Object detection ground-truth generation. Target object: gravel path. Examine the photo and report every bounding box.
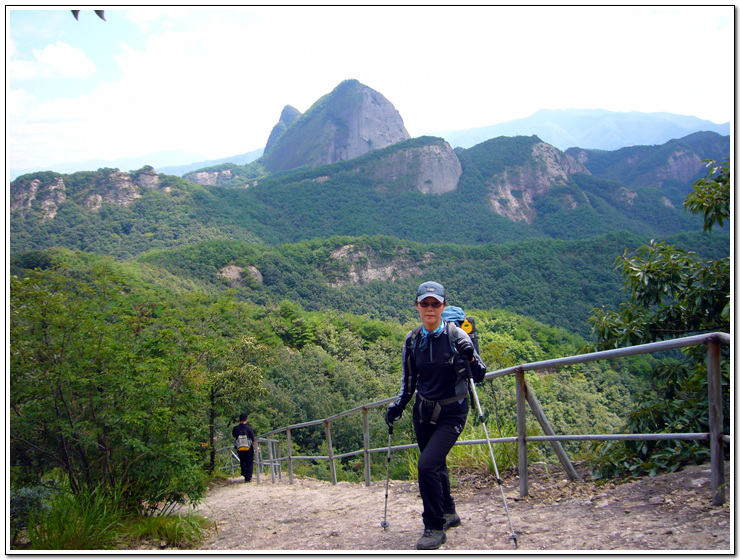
[185,463,732,552]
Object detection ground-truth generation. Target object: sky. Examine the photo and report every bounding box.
[6,5,734,172]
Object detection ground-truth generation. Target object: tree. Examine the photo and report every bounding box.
[587,159,730,477]
[589,159,730,346]
[10,264,211,513]
[202,332,269,472]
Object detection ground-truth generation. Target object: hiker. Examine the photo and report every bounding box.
[232,412,256,483]
[385,281,486,550]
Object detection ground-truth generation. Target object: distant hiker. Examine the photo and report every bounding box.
[232,412,256,483]
[385,281,486,550]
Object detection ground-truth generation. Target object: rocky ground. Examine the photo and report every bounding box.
[182,462,732,552]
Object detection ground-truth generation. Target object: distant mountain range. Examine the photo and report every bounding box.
[434,108,730,152]
[9,105,729,181]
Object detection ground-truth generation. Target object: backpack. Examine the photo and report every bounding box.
[235,434,252,452]
[441,306,479,353]
[406,306,479,358]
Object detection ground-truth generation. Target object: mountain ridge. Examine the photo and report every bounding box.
[10,108,728,181]
[9,131,728,258]
[435,108,730,152]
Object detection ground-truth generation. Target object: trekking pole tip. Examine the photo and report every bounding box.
[381,521,389,530]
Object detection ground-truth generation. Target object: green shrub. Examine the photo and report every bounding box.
[9,486,53,544]
[27,484,123,550]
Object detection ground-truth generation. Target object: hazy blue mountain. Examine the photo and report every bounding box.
[158,148,264,176]
[9,150,210,181]
[434,109,730,151]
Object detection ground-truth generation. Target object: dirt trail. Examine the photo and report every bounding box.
[187,463,731,552]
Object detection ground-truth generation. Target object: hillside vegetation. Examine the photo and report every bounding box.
[9,107,730,548]
[10,133,729,260]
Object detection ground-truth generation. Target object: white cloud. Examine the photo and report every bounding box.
[10,41,97,81]
[34,42,97,78]
[7,5,733,171]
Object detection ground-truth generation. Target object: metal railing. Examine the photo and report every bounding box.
[221,332,731,505]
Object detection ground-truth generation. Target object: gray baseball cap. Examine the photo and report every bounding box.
[416,281,445,303]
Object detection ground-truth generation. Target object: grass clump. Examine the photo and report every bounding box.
[121,514,213,549]
[17,478,212,550]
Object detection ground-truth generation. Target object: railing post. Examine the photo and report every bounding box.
[524,384,580,481]
[286,428,294,484]
[267,436,276,484]
[325,420,338,485]
[276,441,282,481]
[255,440,261,484]
[707,336,725,505]
[515,368,529,498]
[363,408,371,487]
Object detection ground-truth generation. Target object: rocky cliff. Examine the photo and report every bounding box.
[10,167,163,222]
[487,142,590,223]
[359,137,462,194]
[261,79,410,173]
[323,243,434,287]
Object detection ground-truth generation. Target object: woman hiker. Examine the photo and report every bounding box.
[385,281,486,550]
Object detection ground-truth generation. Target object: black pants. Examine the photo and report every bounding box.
[413,397,468,531]
[238,449,254,481]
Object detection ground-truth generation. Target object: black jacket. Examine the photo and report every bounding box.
[395,322,486,410]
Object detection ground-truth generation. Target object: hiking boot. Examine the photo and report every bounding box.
[416,528,446,550]
[443,511,461,530]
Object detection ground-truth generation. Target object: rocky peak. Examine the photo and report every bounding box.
[264,105,302,155]
[262,79,410,173]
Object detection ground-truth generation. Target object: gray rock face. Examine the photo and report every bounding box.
[10,167,165,222]
[488,142,590,223]
[366,140,462,194]
[326,243,433,287]
[326,84,410,164]
[262,80,410,173]
[10,176,67,221]
[187,169,233,186]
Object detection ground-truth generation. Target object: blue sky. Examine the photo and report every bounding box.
[7,6,734,172]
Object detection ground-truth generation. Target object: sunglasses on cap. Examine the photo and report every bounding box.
[418,300,444,309]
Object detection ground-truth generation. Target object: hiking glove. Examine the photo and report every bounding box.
[453,353,473,381]
[456,339,475,362]
[470,361,485,383]
[385,403,403,428]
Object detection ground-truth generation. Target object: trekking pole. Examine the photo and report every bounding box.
[468,376,519,548]
[381,424,393,530]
